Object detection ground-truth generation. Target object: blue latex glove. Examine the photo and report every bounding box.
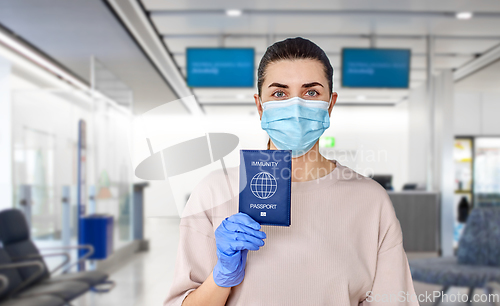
[213,212,266,287]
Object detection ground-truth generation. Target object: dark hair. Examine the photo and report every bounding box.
[257,37,334,98]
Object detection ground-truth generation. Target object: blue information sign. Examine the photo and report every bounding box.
[342,48,411,88]
[187,48,255,87]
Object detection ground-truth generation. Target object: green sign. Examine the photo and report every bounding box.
[320,136,335,148]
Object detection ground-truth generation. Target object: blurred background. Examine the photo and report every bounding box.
[0,0,500,305]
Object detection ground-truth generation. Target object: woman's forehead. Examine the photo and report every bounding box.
[263,59,327,87]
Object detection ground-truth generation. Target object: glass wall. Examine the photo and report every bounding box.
[12,89,91,242]
[92,99,133,249]
[11,81,134,260]
[475,137,500,207]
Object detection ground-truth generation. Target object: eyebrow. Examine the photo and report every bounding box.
[268,82,324,88]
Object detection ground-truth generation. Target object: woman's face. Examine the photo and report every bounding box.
[254,58,337,119]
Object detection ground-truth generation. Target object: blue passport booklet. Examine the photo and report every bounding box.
[239,150,291,226]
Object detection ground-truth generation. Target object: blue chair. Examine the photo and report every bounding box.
[410,207,500,305]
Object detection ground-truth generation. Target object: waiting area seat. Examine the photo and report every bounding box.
[410,207,500,305]
[0,208,113,305]
[0,248,77,305]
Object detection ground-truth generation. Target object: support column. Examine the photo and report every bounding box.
[408,68,455,256]
[433,70,455,256]
[0,56,11,211]
[426,35,435,192]
[409,34,455,255]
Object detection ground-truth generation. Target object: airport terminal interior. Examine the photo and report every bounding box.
[1,0,500,305]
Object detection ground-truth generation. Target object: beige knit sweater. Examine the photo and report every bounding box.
[164,160,419,306]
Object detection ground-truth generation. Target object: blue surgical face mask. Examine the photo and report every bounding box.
[260,96,331,158]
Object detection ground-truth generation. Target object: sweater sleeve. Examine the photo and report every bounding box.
[360,191,420,305]
[163,223,218,306]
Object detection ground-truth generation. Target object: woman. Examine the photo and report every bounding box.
[164,37,419,306]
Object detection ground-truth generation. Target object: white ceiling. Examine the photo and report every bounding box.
[141,0,500,12]
[140,0,500,112]
[2,0,498,115]
[0,0,183,115]
[455,59,500,92]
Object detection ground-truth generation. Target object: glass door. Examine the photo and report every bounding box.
[22,126,58,239]
[474,137,500,207]
[453,137,473,249]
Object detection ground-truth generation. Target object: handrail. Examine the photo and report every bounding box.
[12,252,70,275]
[38,245,94,273]
[0,260,45,297]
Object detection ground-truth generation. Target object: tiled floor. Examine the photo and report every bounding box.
[71,218,497,305]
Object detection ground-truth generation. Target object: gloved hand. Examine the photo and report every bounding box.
[213,212,266,287]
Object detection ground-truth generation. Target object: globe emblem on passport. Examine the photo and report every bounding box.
[250,172,277,199]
